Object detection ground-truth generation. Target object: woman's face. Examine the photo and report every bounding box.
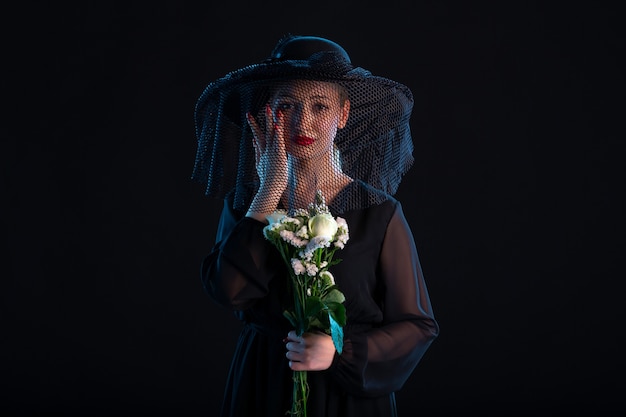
[270,80,350,160]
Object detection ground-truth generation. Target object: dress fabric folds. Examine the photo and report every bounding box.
[201,181,439,417]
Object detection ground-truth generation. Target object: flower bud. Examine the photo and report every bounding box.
[308,213,338,240]
[320,270,335,286]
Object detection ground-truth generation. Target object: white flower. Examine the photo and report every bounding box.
[336,216,349,232]
[305,262,319,276]
[299,249,312,262]
[300,236,331,260]
[280,230,307,248]
[308,213,338,240]
[334,233,349,249]
[293,208,309,217]
[279,230,294,243]
[296,225,309,238]
[266,210,287,226]
[291,259,306,275]
[319,270,335,286]
[310,235,331,249]
[333,217,350,248]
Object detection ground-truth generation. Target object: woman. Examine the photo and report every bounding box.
[192,34,439,417]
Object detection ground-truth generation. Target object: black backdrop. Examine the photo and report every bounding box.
[3,3,624,416]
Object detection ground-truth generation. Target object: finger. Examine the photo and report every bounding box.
[285,341,304,353]
[273,109,285,151]
[289,361,305,371]
[268,110,287,168]
[246,112,262,140]
[285,350,301,361]
[246,112,266,165]
[264,104,274,131]
[286,330,302,342]
[265,104,281,147]
[246,113,262,138]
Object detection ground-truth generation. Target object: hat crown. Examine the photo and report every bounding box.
[270,35,351,63]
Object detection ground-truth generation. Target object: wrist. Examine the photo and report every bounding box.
[245,211,270,223]
[246,194,281,223]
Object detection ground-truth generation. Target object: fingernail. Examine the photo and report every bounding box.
[282,338,288,343]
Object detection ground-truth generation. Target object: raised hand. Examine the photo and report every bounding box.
[245,105,289,220]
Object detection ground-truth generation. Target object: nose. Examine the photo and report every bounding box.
[292,104,312,128]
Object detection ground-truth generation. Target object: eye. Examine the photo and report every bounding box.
[274,99,295,111]
[314,103,329,111]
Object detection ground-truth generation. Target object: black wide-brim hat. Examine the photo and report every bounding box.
[192,34,415,212]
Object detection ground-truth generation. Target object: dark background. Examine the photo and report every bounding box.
[2,2,624,416]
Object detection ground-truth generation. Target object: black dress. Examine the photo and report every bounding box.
[201,181,439,417]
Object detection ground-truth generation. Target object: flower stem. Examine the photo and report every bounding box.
[291,370,309,417]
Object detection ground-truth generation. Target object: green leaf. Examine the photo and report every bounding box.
[314,310,330,329]
[328,303,347,327]
[323,289,345,304]
[283,310,298,328]
[329,312,344,354]
[309,317,324,330]
[304,296,323,318]
[328,258,342,267]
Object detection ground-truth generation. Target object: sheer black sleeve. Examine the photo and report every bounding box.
[329,201,439,396]
[200,199,279,310]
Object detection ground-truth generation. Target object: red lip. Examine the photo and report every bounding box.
[294,135,315,146]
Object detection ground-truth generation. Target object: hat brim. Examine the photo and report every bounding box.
[192,52,414,209]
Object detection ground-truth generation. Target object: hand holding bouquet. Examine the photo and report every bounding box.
[263,190,349,417]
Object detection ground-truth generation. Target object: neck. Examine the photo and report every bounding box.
[283,153,351,209]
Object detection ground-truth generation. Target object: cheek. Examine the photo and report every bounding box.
[316,118,339,137]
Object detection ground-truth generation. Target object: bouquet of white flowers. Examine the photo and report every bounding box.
[263,190,349,417]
